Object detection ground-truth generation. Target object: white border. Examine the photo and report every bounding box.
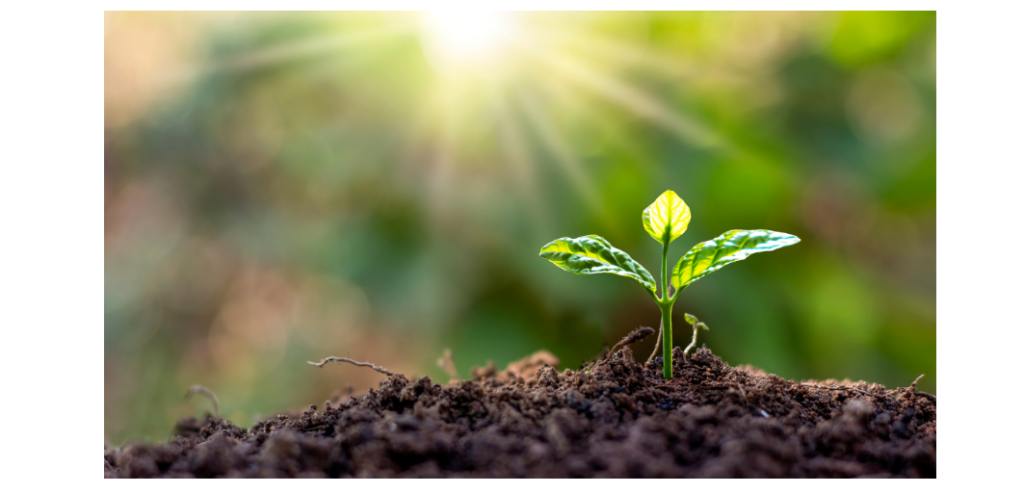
[2,0,1021,490]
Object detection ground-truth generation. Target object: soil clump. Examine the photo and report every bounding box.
[105,346,936,478]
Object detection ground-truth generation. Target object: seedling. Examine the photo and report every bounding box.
[539,190,799,379]
[682,313,709,360]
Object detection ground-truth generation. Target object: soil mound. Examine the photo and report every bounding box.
[104,347,936,478]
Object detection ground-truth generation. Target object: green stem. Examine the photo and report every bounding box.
[661,235,670,301]
[660,238,673,379]
[660,301,673,379]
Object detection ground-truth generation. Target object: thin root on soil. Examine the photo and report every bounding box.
[798,381,886,399]
[308,357,394,376]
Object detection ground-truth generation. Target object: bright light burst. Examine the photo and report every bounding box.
[419,11,518,72]
[408,11,728,235]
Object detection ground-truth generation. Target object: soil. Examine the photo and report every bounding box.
[104,345,936,478]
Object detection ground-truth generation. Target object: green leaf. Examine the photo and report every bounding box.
[539,235,657,293]
[642,190,691,244]
[672,229,800,290]
[684,313,698,325]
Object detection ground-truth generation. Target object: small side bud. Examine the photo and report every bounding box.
[682,316,709,361]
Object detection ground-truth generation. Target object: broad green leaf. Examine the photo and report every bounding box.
[642,190,691,244]
[672,229,800,290]
[539,235,657,293]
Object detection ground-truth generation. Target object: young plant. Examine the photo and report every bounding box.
[539,190,799,379]
[682,313,709,360]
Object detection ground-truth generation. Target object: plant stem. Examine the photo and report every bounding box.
[661,235,670,301]
[660,237,673,379]
[660,301,673,379]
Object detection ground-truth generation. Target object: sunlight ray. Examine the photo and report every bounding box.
[492,90,550,236]
[413,80,463,234]
[174,21,418,83]
[535,29,705,81]
[513,88,604,214]
[523,46,724,150]
[529,73,657,173]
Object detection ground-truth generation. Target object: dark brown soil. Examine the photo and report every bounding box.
[104,346,936,478]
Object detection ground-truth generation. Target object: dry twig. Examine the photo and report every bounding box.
[646,319,664,366]
[436,348,461,380]
[610,326,655,357]
[308,357,394,376]
[184,385,220,417]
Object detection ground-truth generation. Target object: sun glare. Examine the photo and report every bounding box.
[420,11,517,71]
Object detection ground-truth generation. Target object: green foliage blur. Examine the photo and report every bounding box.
[105,11,936,445]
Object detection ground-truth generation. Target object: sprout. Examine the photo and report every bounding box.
[540,190,799,379]
[682,313,710,361]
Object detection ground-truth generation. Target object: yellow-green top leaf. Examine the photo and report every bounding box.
[539,235,657,293]
[672,229,800,290]
[642,190,691,244]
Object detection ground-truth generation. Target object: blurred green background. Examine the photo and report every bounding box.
[105,11,936,445]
